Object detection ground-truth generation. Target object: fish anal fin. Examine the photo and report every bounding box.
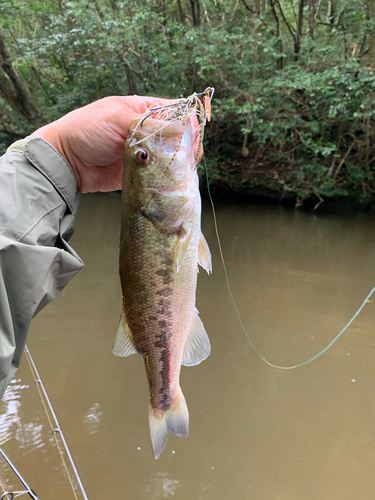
[112,310,137,357]
[182,309,211,367]
[198,232,212,274]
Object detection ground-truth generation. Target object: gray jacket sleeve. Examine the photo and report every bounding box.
[0,137,84,398]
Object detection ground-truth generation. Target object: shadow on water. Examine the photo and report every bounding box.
[1,192,375,499]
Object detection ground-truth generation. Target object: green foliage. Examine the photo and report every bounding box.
[0,0,374,203]
[236,61,375,201]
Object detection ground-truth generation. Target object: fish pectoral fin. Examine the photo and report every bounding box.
[182,308,211,367]
[112,311,137,357]
[176,229,192,273]
[198,232,212,274]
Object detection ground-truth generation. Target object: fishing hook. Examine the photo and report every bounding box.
[139,88,215,128]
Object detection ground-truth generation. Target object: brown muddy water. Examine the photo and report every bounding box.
[1,193,375,500]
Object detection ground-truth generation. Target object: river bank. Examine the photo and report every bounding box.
[201,159,375,215]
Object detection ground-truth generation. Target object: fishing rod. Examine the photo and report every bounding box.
[24,346,89,500]
[0,447,39,499]
[1,353,89,500]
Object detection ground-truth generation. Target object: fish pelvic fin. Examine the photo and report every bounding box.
[112,311,137,357]
[148,389,189,460]
[198,232,212,274]
[182,308,211,367]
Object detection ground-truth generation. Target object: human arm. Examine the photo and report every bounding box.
[0,138,83,398]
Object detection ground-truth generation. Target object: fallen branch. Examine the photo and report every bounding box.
[333,141,356,179]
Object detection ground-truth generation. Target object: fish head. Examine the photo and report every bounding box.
[125,116,197,194]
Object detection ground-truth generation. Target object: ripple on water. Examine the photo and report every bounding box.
[82,402,103,435]
[0,378,44,452]
[146,472,180,498]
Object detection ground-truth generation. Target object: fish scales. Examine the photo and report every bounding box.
[120,197,201,411]
[114,107,212,459]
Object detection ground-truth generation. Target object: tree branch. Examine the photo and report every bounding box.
[176,0,186,23]
[333,141,356,179]
[240,0,256,14]
[0,28,43,123]
[274,0,296,42]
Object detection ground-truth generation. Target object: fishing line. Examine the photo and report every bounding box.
[203,153,375,369]
[0,478,6,496]
[24,346,89,499]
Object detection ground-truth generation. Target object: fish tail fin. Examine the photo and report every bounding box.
[148,389,189,460]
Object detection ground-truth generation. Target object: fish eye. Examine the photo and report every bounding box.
[137,149,150,164]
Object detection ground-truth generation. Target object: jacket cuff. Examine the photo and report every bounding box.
[8,136,78,214]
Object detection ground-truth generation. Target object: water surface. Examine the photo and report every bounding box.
[1,193,375,499]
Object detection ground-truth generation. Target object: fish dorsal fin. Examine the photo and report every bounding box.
[182,309,211,366]
[198,232,212,274]
[112,311,137,357]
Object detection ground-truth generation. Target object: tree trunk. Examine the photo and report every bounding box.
[252,0,264,75]
[190,0,200,27]
[0,29,43,124]
[327,0,337,24]
[177,0,186,23]
[363,0,375,65]
[295,0,305,55]
[118,55,138,95]
[270,0,284,69]
[308,0,316,36]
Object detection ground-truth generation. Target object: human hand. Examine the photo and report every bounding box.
[32,96,203,193]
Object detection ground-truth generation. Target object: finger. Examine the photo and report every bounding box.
[111,96,177,140]
[115,95,177,116]
[79,159,124,193]
[142,96,178,107]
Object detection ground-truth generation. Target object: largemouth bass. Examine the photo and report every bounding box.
[113,97,212,459]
